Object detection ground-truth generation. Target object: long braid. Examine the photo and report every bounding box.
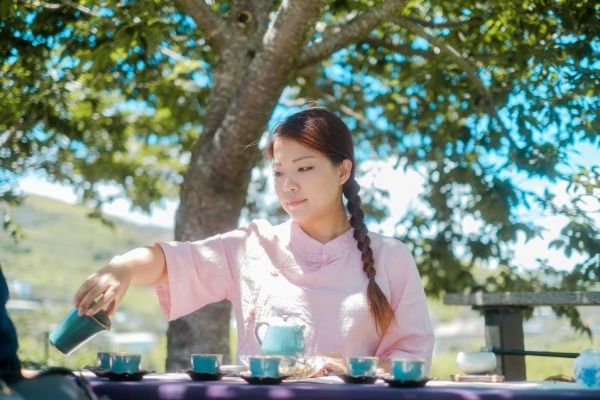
[264,107,396,334]
[344,179,395,336]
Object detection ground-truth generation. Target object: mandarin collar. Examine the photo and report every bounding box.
[287,220,355,270]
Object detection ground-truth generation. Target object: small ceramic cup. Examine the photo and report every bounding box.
[110,353,142,374]
[248,356,281,378]
[96,351,112,370]
[347,356,379,377]
[456,352,496,374]
[191,354,222,374]
[391,358,426,381]
[49,309,111,355]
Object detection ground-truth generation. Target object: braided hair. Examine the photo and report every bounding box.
[264,107,395,335]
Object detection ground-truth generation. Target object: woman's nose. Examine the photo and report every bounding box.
[283,176,298,192]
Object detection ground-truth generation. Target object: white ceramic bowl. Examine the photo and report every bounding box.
[456,352,497,374]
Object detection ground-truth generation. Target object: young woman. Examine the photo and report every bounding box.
[73,107,434,374]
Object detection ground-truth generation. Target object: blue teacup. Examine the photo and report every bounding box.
[391,358,425,381]
[97,352,112,370]
[249,356,281,378]
[347,356,378,377]
[49,309,111,355]
[191,354,222,374]
[110,353,141,374]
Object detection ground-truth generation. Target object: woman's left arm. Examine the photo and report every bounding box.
[374,242,435,374]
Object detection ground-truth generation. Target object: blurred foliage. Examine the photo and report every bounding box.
[1,0,599,336]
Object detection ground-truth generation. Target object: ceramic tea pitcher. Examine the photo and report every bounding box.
[254,316,305,357]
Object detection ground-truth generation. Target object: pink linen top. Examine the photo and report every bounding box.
[155,219,434,372]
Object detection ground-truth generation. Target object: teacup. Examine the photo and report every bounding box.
[96,351,112,370]
[249,356,281,378]
[110,353,141,374]
[347,356,378,377]
[191,354,222,374]
[391,358,426,381]
[49,309,111,355]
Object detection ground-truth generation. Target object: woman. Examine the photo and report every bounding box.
[74,107,434,374]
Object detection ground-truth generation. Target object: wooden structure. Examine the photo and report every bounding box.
[443,291,600,381]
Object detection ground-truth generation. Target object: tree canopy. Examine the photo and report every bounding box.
[1,0,598,367]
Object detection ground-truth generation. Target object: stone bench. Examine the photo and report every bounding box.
[443,291,600,381]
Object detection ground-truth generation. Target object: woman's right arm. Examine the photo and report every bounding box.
[73,245,167,317]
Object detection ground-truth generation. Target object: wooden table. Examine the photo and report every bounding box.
[443,291,600,381]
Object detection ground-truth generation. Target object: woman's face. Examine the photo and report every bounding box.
[272,137,351,226]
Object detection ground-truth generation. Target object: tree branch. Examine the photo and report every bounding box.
[296,0,408,69]
[403,15,484,29]
[174,0,228,53]
[395,16,516,142]
[38,1,99,17]
[262,0,327,57]
[396,16,486,99]
[322,93,389,138]
[360,38,434,58]
[60,0,98,16]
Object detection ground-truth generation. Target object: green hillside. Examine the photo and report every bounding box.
[1,195,171,370]
[1,195,171,301]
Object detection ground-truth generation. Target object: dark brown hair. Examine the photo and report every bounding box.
[264,107,395,335]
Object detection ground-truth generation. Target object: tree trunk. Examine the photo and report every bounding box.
[165,0,327,372]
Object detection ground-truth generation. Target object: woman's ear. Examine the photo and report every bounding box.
[339,159,352,185]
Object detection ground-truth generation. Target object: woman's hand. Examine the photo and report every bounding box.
[73,245,167,317]
[311,356,346,377]
[74,263,133,317]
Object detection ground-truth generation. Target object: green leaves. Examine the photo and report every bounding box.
[1,0,210,223]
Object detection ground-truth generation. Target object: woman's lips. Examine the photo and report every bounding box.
[287,199,306,207]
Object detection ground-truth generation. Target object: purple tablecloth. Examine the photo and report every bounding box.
[90,376,600,400]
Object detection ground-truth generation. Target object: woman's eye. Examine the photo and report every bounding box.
[298,167,313,173]
[273,171,283,177]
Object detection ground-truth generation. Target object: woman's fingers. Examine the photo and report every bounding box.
[87,286,118,316]
[102,286,117,306]
[74,264,132,317]
[73,275,99,308]
[105,299,117,316]
[78,280,111,316]
[323,357,346,374]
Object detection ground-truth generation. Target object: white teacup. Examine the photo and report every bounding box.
[456,351,496,374]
